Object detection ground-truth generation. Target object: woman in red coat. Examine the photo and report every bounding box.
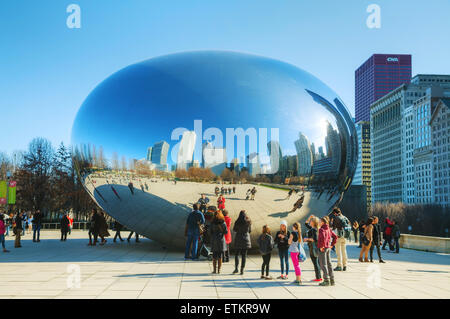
[222,210,232,262]
[217,195,226,210]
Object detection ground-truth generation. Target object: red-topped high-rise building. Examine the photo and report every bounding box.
[355,54,412,122]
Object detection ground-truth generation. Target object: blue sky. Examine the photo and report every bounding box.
[1,0,449,154]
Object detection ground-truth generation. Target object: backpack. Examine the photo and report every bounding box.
[343,217,352,239]
[336,215,351,239]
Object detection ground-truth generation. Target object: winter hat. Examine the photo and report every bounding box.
[280,220,288,227]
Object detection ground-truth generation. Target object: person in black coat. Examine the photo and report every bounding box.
[210,211,228,274]
[232,210,252,275]
[60,213,70,241]
[88,208,99,246]
[32,210,42,242]
[304,215,322,280]
[369,217,385,263]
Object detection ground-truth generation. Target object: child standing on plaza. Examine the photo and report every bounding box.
[288,222,303,285]
[257,225,274,279]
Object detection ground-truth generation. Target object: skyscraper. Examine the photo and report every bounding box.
[246,153,261,177]
[267,140,283,175]
[355,54,412,123]
[150,141,169,165]
[352,121,371,208]
[146,147,153,161]
[177,131,197,171]
[371,74,450,204]
[294,132,313,176]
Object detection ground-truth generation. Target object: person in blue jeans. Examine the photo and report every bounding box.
[184,203,205,260]
[274,220,290,280]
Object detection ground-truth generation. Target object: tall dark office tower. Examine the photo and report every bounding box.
[355,54,412,122]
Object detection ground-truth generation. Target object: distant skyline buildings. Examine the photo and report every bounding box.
[355,54,412,123]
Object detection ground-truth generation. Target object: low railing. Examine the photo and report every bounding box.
[399,234,450,254]
[40,222,115,230]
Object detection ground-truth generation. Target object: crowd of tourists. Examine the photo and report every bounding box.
[184,203,400,286]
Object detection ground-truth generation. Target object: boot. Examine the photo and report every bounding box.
[358,257,363,262]
[212,259,217,274]
[319,279,330,286]
[364,258,370,262]
[218,259,222,274]
[240,268,244,275]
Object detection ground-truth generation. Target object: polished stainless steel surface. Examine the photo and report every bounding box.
[71,51,357,249]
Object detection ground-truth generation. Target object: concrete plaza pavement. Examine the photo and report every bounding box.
[0,230,449,299]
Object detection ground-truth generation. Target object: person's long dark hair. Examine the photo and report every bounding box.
[235,210,251,226]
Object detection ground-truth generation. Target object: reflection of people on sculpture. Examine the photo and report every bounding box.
[113,221,124,242]
[197,194,210,214]
[97,211,110,245]
[217,195,225,210]
[245,189,251,200]
[290,194,305,213]
[128,182,134,195]
[250,187,257,200]
[285,189,294,200]
[111,185,121,200]
[127,231,140,243]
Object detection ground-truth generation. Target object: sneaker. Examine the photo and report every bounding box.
[379,260,386,263]
[334,266,342,271]
[343,266,347,271]
[284,275,288,280]
[260,275,266,279]
[277,275,284,279]
[232,269,239,274]
[319,280,330,286]
[330,279,335,286]
[3,249,10,253]
[313,278,322,282]
[265,276,273,280]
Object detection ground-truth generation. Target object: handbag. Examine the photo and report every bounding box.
[362,235,370,246]
[298,242,307,262]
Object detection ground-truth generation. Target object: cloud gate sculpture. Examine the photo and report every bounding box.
[71,51,357,249]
